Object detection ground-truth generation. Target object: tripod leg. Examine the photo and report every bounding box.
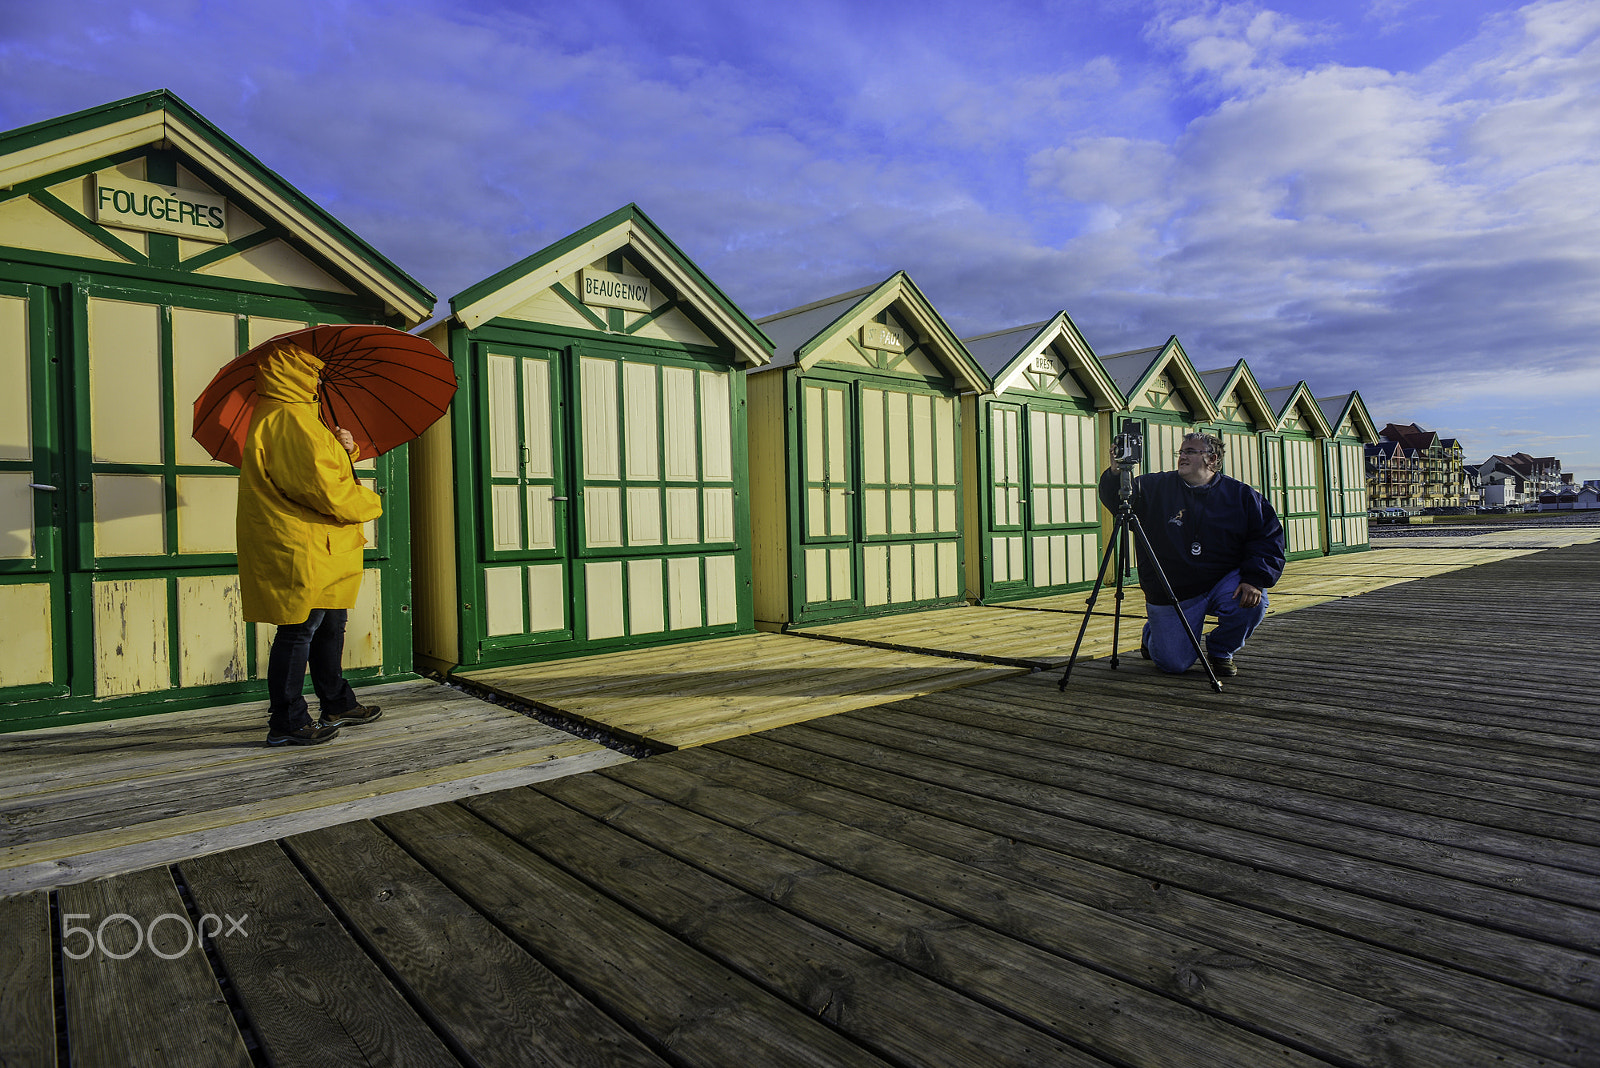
[1056,515,1125,691]
[1126,513,1222,692]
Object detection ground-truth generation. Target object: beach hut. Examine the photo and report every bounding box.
[748,273,989,628]
[0,91,433,730]
[960,313,1123,602]
[1197,360,1274,493]
[1261,382,1334,560]
[1316,391,1379,554]
[411,205,772,673]
[1098,337,1220,477]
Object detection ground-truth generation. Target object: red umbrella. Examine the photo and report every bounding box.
[192,324,456,467]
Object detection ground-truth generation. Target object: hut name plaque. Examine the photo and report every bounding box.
[860,322,907,352]
[579,268,653,313]
[1031,354,1058,373]
[93,172,227,242]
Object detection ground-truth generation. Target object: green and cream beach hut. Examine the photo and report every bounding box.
[1098,337,1220,478]
[1261,382,1334,560]
[1316,390,1378,554]
[411,205,772,674]
[960,313,1123,603]
[748,273,989,629]
[1197,360,1274,493]
[0,91,433,730]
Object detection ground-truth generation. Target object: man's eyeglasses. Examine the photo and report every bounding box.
[1176,449,1212,457]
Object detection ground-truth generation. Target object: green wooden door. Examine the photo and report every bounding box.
[798,378,858,613]
[477,342,573,648]
[1323,439,1347,552]
[0,280,69,708]
[1024,404,1099,593]
[985,401,1026,592]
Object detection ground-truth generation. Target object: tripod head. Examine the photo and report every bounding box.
[1111,430,1143,510]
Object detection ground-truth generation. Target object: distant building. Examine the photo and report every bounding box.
[1367,422,1469,510]
[1474,452,1563,510]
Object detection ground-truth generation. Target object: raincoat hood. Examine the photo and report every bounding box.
[254,343,325,406]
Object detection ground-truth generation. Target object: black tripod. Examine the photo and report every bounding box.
[1057,464,1222,693]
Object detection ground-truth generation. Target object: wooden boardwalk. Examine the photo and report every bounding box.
[4,542,1597,1067]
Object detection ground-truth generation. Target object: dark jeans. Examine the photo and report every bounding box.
[266,608,360,731]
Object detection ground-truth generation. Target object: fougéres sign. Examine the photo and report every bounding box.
[579,267,653,313]
[93,172,227,243]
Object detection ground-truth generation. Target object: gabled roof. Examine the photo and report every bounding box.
[1380,422,1441,450]
[0,89,434,324]
[1315,390,1379,443]
[962,311,1123,408]
[1197,360,1275,428]
[449,203,772,366]
[756,272,989,393]
[1261,382,1333,437]
[1098,336,1219,422]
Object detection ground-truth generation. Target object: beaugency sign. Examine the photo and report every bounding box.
[579,268,653,313]
[93,173,227,243]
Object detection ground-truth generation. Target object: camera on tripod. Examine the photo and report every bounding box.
[1111,430,1143,467]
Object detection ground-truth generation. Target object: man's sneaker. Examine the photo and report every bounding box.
[324,704,382,727]
[1139,640,1152,660]
[266,721,341,747]
[1208,655,1239,678]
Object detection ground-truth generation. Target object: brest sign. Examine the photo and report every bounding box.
[93,172,228,243]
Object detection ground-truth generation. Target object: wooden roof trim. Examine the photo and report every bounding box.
[1267,381,1333,437]
[1204,359,1275,428]
[1125,336,1218,422]
[984,311,1123,408]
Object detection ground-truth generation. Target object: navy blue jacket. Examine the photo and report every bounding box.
[1098,467,1285,605]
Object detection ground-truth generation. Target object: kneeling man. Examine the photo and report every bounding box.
[1098,432,1285,676]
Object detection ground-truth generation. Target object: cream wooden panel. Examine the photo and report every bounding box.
[666,556,702,630]
[0,474,34,559]
[175,475,239,554]
[628,558,665,635]
[899,348,942,379]
[662,365,697,481]
[861,388,884,484]
[0,583,52,687]
[666,487,698,544]
[491,485,521,551]
[704,487,734,542]
[914,488,934,534]
[500,288,594,332]
[910,394,932,483]
[93,577,170,696]
[0,294,29,461]
[487,355,519,480]
[935,396,956,484]
[253,622,275,680]
[628,486,663,545]
[625,363,659,480]
[586,561,625,639]
[526,487,555,550]
[991,536,1014,583]
[632,307,715,348]
[705,554,738,626]
[176,574,245,687]
[826,391,846,531]
[93,474,166,557]
[863,545,888,606]
[888,543,913,603]
[0,195,132,261]
[196,240,354,295]
[913,542,936,601]
[994,408,1021,527]
[345,569,383,669]
[886,392,910,484]
[863,489,886,538]
[527,564,565,632]
[88,298,162,464]
[246,316,308,348]
[889,488,912,535]
[523,358,553,479]
[937,540,958,597]
[700,371,733,482]
[585,487,623,548]
[805,548,830,603]
[581,358,619,480]
[484,566,525,637]
[829,548,851,604]
[172,306,238,467]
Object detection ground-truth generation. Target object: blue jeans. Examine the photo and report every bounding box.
[266,608,359,731]
[1143,570,1267,673]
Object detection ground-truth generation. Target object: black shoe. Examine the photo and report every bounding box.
[1140,640,1152,661]
[1208,656,1238,678]
[324,704,382,727]
[266,721,341,747]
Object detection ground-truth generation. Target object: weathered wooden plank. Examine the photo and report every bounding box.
[704,732,1600,1064]
[178,841,457,1067]
[377,802,892,1068]
[465,787,1101,1068]
[0,891,56,1067]
[758,717,1600,1005]
[283,820,667,1068]
[58,867,251,1068]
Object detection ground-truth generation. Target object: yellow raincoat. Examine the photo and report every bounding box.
[237,344,383,625]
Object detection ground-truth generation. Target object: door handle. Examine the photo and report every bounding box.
[28,484,57,492]
[549,496,569,501]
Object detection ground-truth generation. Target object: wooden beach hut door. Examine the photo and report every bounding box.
[799,378,859,613]
[986,400,1099,596]
[1265,433,1322,557]
[0,281,67,704]
[1322,439,1348,552]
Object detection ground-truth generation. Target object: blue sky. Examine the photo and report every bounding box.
[4,0,1597,479]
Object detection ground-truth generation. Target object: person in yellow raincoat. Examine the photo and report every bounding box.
[238,343,386,746]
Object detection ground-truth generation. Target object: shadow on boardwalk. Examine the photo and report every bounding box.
[3,543,1598,1067]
